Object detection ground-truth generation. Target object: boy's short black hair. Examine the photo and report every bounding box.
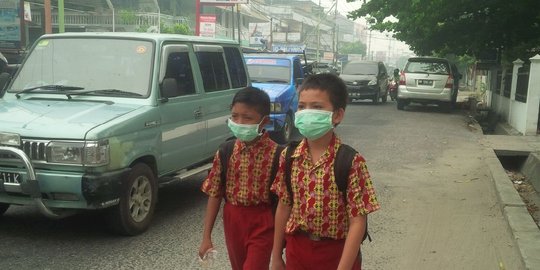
[231,86,271,116]
[299,73,348,110]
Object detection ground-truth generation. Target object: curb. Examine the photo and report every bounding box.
[484,149,540,269]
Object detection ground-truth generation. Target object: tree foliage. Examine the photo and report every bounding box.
[339,41,367,56]
[347,0,540,62]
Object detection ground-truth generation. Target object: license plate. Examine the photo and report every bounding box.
[0,171,21,184]
[418,79,433,86]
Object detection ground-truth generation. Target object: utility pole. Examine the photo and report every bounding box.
[367,29,372,60]
[316,0,321,62]
[58,0,64,33]
[332,0,338,65]
[44,0,52,34]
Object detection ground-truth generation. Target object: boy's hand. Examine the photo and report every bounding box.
[198,239,214,259]
[270,255,285,270]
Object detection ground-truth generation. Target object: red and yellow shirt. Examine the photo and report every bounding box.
[201,133,280,206]
[271,135,380,240]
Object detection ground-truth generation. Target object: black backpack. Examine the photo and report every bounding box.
[218,140,284,208]
[282,141,371,243]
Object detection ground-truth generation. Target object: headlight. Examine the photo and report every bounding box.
[270,102,282,113]
[47,140,109,166]
[368,79,377,86]
[0,132,21,146]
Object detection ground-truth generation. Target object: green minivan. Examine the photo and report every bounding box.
[0,32,249,235]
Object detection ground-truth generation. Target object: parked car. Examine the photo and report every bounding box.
[0,32,250,235]
[244,53,303,143]
[312,61,338,74]
[339,60,389,104]
[397,57,461,110]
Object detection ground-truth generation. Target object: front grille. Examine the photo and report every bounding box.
[0,139,49,161]
[346,80,369,86]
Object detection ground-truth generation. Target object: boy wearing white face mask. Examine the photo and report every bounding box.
[200,87,281,270]
[270,74,380,270]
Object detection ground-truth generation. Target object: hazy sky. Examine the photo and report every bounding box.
[312,0,413,56]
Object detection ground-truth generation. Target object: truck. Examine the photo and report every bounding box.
[0,32,250,235]
[243,53,304,144]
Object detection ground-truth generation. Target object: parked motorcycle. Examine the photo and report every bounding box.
[388,79,398,101]
[388,68,400,101]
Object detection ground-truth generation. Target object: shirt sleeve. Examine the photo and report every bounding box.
[270,148,292,205]
[346,154,380,218]
[201,150,224,198]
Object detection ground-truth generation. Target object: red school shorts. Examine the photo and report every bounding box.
[284,233,361,270]
[223,203,274,270]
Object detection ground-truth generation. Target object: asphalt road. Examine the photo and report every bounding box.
[0,100,525,269]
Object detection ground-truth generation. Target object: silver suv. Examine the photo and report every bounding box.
[397,57,460,110]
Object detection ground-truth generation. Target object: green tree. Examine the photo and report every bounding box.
[339,42,367,56]
[347,0,540,63]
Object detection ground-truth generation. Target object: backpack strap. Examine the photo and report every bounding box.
[283,141,301,206]
[283,142,371,242]
[334,144,371,243]
[269,145,285,207]
[218,140,236,201]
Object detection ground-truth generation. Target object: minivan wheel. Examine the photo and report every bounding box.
[107,163,157,236]
[273,114,293,144]
[397,99,406,110]
[0,203,10,216]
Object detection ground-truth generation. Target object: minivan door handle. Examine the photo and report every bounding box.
[194,107,203,118]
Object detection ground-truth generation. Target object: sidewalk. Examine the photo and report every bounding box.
[481,132,540,270]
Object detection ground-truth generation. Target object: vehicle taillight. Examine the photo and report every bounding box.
[445,75,454,88]
[399,72,406,85]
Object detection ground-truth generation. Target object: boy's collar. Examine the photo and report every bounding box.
[293,133,340,158]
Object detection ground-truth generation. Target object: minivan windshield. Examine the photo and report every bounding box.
[342,62,378,75]
[405,61,449,75]
[246,64,290,84]
[10,38,154,97]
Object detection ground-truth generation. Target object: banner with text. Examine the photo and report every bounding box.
[199,14,216,38]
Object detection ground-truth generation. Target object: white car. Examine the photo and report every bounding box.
[397,57,461,111]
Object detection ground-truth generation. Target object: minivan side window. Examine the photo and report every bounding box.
[293,59,302,79]
[194,45,230,92]
[163,52,196,97]
[223,47,248,88]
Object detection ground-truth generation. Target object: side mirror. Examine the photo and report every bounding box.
[0,72,11,97]
[160,78,179,101]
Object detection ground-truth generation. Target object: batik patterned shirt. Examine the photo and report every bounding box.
[271,135,380,239]
[201,133,280,206]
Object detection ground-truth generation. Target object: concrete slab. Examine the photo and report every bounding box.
[503,207,540,270]
[522,153,540,193]
[483,133,540,270]
[485,149,526,207]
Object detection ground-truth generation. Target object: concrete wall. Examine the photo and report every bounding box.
[488,55,540,135]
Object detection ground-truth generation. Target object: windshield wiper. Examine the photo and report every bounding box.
[67,89,143,97]
[16,85,85,99]
[264,80,288,84]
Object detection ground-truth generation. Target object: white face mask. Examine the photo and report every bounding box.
[227,118,263,142]
[294,109,334,140]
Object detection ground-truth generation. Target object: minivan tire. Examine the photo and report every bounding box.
[107,163,157,236]
[397,99,406,110]
[273,113,294,144]
[0,203,9,216]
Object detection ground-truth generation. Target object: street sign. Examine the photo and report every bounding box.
[200,0,249,3]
